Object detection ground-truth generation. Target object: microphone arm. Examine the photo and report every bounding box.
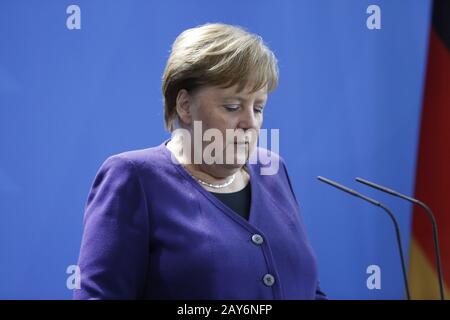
[317,176,411,300]
[355,177,445,300]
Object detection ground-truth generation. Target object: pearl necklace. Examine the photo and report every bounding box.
[189,172,236,189]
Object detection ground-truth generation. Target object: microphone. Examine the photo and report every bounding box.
[355,177,445,300]
[317,176,411,300]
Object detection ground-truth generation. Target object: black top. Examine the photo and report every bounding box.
[210,183,251,220]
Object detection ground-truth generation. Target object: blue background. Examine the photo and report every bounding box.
[0,0,431,299]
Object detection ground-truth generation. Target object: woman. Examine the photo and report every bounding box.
[74,23,326,299]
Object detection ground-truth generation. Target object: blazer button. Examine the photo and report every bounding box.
[251,234,264,245]
[263,274,275,287]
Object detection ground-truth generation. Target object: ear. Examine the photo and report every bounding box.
[175,89,193,126]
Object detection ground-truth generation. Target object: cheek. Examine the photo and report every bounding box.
[205,110,235,130]
[195,106,230,140]
[193,104,215,125]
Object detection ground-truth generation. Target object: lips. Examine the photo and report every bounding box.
[233,137,250,144]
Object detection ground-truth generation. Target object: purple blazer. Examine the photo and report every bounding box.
[74,140,326,300]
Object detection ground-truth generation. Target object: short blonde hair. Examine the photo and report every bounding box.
[162,23,279,132]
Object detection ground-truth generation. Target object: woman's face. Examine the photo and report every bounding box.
[187,83,268,169]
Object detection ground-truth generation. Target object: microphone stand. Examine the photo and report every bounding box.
[317,176,411,300]
[356,177,445,300]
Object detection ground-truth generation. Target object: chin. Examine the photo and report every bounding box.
[222,163,246,174]
[229,153,249,167]
[224,143,250,164]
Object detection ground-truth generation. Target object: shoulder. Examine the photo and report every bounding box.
[250,146,299,198]
[88,143,172,195]
[98,143,169,176]
[248,146,287,177]
[113,143,167,167]
[250,147,301,210]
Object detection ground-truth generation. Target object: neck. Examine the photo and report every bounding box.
[166,137,250,193]
[167,135,242,179]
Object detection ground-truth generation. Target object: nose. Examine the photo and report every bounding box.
[237,107,259,130]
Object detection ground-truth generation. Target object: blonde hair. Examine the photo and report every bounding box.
[162,23,279,132]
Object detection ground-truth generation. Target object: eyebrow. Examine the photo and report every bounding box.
[221,96,267,104]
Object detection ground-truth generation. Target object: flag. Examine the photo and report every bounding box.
[409,0,450,300]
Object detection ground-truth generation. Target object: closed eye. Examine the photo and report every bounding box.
[254,107,264,113]
[223,104,240,112]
